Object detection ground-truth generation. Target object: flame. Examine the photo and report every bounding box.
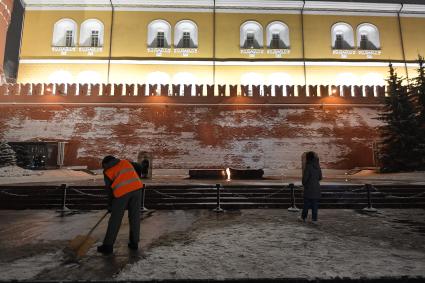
[226,168,231,181]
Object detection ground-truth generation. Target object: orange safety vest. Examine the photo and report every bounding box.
[104,159,143,198]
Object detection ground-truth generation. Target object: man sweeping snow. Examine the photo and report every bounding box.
[97,155,143,255]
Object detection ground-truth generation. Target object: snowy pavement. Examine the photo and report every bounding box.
[0,209,424,281]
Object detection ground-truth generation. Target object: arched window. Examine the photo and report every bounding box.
[240,21,263,49]
[79,19,104,47]
[331,22,354,50]
[357,23,380,50]
[52,19,77,47]
[147,20,171,48]
[174,20,198,48]
[266,21,290,49]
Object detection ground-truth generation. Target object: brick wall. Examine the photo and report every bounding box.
[0,103,382,170]
[0,0,13,83]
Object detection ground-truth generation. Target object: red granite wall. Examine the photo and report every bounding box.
[0,103,382,170]
[0,0,13,82]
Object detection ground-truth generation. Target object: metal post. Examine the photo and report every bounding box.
[141,184,148,212]
[58,183,70,215]
[363,183,378,212]
[213,183,224,212]
[287,183,300,212]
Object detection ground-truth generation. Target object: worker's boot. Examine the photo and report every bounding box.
[97,244,113,255]
[128,242,138,251]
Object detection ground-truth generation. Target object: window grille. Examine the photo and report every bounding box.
[182,32,191,48]
[246,33,255,49]
[271,33,280,49]
[335,34,344,49]
[65,30,73,47]
[157,32,165,48]
[360,34,368,50]
[91,30,99,47]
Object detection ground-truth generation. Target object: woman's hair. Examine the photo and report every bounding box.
[306,151,316,163]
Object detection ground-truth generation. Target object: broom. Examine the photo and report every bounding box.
[67,211,109,258]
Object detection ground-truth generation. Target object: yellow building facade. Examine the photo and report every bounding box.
[17,0,425,92]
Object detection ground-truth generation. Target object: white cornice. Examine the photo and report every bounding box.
[23,0,111,5]
[26,6,112,10]
[21,0,425,15]
[112,0,213,7]
[215,0,303,9]
[401,4,425,14]
[303,1,402,12]
[303,10,398,17]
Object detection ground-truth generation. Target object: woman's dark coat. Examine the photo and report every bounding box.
[302,160,322,199]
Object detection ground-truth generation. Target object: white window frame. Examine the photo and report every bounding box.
[52,18,78,47]
[266,21,290,49]
[357,23,381,50]
[240,21,263,49]
[79,19,104,47]
[147,20,172,48]
[331,22,354,50]
[174,20,198,48]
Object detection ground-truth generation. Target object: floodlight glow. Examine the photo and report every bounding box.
[48,70,73,83]
[268,72,293,86]
[76,71,102,84]
[362,73,385,85]
[240,72,265,85]
[335,72,358,86]
[173,72,196,84]
[147,71,171,85]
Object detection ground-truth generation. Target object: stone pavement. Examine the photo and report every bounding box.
[0,209,424,281]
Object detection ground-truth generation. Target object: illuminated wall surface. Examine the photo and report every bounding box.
[2,0,424,169]
[0,0,13,82]
[17,0,425,86]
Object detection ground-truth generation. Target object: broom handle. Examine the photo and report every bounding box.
[86,212,109,238]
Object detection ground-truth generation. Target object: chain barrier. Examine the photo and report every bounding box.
[151,189,179,199]
[0,190,30,197]
[70,188,107,198]
[224,186,295,200]
[370,185,425,199]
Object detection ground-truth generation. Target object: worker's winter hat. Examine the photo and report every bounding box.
[102,155,117,168]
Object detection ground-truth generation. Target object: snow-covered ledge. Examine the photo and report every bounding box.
[52,47,77,55]
[240,49,264,58]
[333,49,356,59]
[266,49,290,58]
[147,48,172,57]
[358,50,382,59]
[174,48,198,57]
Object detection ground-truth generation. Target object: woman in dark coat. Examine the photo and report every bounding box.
[301,151,322,224]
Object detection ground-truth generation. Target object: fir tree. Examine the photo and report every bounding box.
[410,56,425,169]
[377,64,420,172]
[0,141,17,168]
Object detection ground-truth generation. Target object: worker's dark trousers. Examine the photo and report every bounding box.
[103,189,142,246]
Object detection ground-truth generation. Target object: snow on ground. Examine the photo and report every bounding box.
[117,210,425,281]
[0,210,424,281]
[0,251,64,280]
[0,165,42,178]
[0,168,98,185]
